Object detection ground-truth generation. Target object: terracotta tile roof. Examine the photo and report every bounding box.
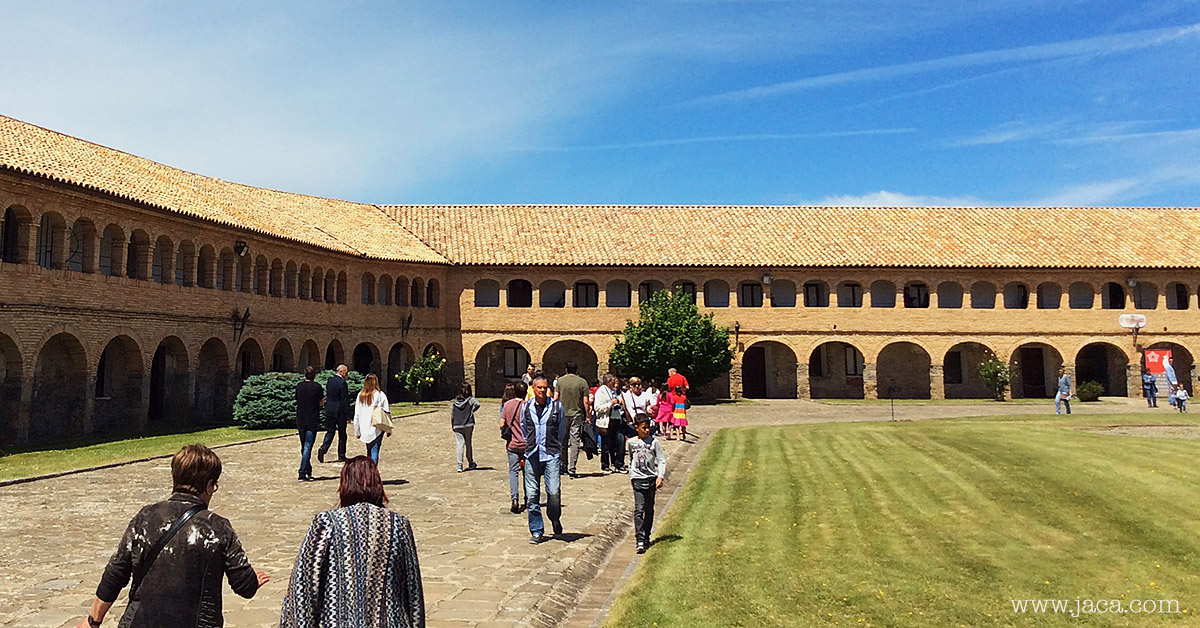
[384,204,1200,268]
[0,115,446,263]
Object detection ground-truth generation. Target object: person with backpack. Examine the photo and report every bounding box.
[501,381,528,513]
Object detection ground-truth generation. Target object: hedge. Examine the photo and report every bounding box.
[234,370,365,429]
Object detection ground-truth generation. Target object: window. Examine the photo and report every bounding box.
[1102,282,1125,309]
[845,346,864,376]
[770,279,796,307]
[0,208,19,263]
[738,282,763,307]
[970,282,996,309]
[803,281,828,307]
[1003,283,1029,309]
[426,279,440,308]
[36,214,53,269]
[607,280,631,307]
[944,351,963,385]
[540,281,566,308]
[870,280,895,308]
[503,346,529,378]
[809,345,827,377]
[704,280,729,307]
[903,283,929,308]
[1068,282,1093,309]
[508,280,533,307]
[838,282,863,308]
[1168,282,1189,310]
[362,275,373,304]
[1132,282,1157,310]
[410,278,423,307]
[574,281,598,307]
[1036,283,1061,309]
[675,281,697,304]
[475,280,500,307]
[639,281,664,303]
[937,282,962,308]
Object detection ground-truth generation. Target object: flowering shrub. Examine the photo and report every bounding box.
[399,353,446,404]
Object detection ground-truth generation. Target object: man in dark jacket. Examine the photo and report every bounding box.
[76,444,269,628]
[295,366,324,481]
[318,364,351,463]
[522,375,567,544]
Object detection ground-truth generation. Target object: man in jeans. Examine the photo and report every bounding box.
[318,364,351,463]
[294,366,324,481]
[555,361,591,479]
[522,375,567,544]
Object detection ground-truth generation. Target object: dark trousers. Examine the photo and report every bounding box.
[632,478,657,546]
[297,429,317,478]
[318,419,347,460]
[600,425,625,471]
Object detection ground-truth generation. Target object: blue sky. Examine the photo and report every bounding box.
[2,1,1199,206]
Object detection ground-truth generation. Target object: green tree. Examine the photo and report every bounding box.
[977,358,1015,401]
[609,289,734,389]
[399,353,446,404]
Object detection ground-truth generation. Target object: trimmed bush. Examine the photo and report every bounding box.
[233,369,366,429]
[1076,380,1105,402]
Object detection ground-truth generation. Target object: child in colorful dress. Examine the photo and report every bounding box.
[672,385,689,442]
[655,388,674,439]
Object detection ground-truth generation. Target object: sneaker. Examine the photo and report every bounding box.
[601,467,612,474]
[552,521,563,536]
[457,465,464,473]
[511,499,520,514]
[568,472,579,480]
[636,544,646,554]
[468,462,478,471]
[317,449,326,464]
[529,533,544,544]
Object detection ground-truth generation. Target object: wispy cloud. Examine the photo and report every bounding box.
[807,190,985,207]
[1023,164,1200,205]
[947,120,1072,147]
[692,24,1200,105]
[506,128,914,152]
[1054,127,1200,145]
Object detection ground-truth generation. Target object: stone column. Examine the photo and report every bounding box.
[159,244,174,285]
[16,373,33,444]
[462,361,476,391]
[1125,363,1141,399]
[50,224,68,269]
[929,363,945,400]
[110,237,128,277]
[862,363,878,399]
[136,368,151,432]
[730,356,744,399]
[796,363,811,399]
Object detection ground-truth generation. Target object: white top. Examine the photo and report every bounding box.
[621,390,657,421]
[352,390,390,444]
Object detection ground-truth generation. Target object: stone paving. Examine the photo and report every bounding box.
[0,397,1153,628]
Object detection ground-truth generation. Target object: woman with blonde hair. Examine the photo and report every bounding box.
[352,373,391,465]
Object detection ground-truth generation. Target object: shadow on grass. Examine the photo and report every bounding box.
[650,534,682,547]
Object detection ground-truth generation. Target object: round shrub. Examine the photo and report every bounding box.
[233,369,367,429]
[1076,380,1105,402]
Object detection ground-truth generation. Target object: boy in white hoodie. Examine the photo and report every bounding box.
[627,413,666,554]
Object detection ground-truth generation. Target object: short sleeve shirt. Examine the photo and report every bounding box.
[555,373,590,418]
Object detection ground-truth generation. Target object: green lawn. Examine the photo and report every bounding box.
[606,414,1200,627]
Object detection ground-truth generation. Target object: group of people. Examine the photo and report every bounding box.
[295,364,392,478]
[75,445,423,628]
[1141,366,1191,412]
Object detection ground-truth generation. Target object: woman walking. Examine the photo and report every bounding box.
[279,456,425,627]
[501,381,528,513]
[352,374,391,465]
[451,382,480,472]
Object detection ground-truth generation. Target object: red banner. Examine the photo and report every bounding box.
[1145,349,1172,374]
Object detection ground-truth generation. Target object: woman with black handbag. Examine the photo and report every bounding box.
[592,374,626,473]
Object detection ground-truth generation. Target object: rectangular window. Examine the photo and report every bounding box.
[574,282,599,307]
[839,283,863,307]
[803,282,828,307]
[738,282,763,307]
[904,283,930,308]
[845,346,864,376]
[944,351,963,385]
[809,345,828,377]
[503,347,528,378]
[676,281,696,304]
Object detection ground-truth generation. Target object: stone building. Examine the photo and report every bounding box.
[1,113,1195,446]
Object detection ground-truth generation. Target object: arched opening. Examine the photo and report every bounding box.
[639,280,665,304]
[424,343,445,358]
[285,261,297,297]
[311,266,324,301]
[100,224,124,276]
[572,281,598,307]
[1101,282,1125,309]
[1,206,30,264]
[36,211,66,269]
[943,342,995,399]
[1068,282,1094,309]
[770,279,796,307]
[543,340,599,385]
[68,218,97,273]
[426,278,440,308]
[606,280,631,307]
[325,339,345,371]
[0,332,24,444]
[1145,343,1194,395]
[802,281,828,307]
[323,270,336,303]
[31,333,88,442]
[738,281,764,307]
[387,342,415,401]
[937,281,963,308]
[1003,282,1029,309]
[1132,282,1158,310]
[475,279,500,307]
[877,342,932,399]
[870,280,895,307]
[235,339,265,392]
[195,338,231,424]
[395,275,409,306]
[808,342,865,399]
[704,280,729,307]
[269,258,284,296]
[271,339,295,372]
[298,340,321,370]
[970,281,996,309]
[902,282,929,308]
[126,230,150,280]
[1010,343,1063,399]
[197,245,216,288]
[1076,343,1129,398]
[378,274,392,305]
[175,240,196,286]
[361,272,376,305]
[218,248,235,291]
[353,342,381,376]
[149,336,190,423]
[742,341,798,399]
[1036,282,1061,309]
[507,279,532,307]
[410,277,423,307]
[836,281,863,307]
[237,254,252,292]
[1167,282,1189,310]
[93,335,145,435]
[252,255,268,295]
[474,340,531,398]
[152,235,173,283]
[540,280,566,308]
[672,280,697,304]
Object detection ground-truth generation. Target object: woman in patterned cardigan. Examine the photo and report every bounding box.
[279,457,425,628]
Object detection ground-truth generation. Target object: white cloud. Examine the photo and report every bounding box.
[808,190,985,207]
[506,128,915,152]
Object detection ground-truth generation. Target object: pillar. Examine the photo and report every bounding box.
[16,372,33,444]
[796,363,811,399]
[863,363,878,399]
[1125,363,1140,399]
[730,355,744,399]
[930,363,945,400]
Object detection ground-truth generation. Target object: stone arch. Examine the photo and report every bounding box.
[808,341,865,399]
[573,280,599,307]
[271,338,295,372]
[1075,342,1129,397]
[970,281,996,309]
[671,279,697,304]
[1166,282,1189,310]
[836,281,863,308]
[31,332,88,442]
[742,341,798,398]
[312,266,325,301]
[410,277,424,307]
[801,280,829,307]
[542,340,599,384]
[1132,282,1158,310]
[197,244,217,288]
[237,253,252,292]
[540,280,566,308]
[325,339,345,371]
[870,280,895,307]
[252,255,268,295]
[475,340,531,397]
[1101,282,1126,309]
[100,224,125,276]
[1068,282,1094,309]
[1,204,32,264]
[361,272,376,305]
[323,269,336,303]
[423,342,445,357]
[1010,342,1064,399]
[877,341,931,399]
[770,279,796,307]
[298,339,321,370]
[1145,342,1194,395]
[298,263,311,299]
[1003,282,1029,309]
[218,247,235,290]
[378,274,392,305]
[152,234,174,283]
[68,217,97,273]
[0,331,23,444]
[387,342,416,400]
[195,338,231,423]
[427,278,440,308]
[606,280,632,307]
[902,281,929,308]
[353,342,382,376]
[235,338,265,389]
[126,229,151,280]
[943,342,995,399]
[507,279,532,307]
[475,279,501,307]
[149,336,190,423]
[937,281,963,308]
[1036,282,1061,309]
[93,335,145,435]
[639,280,666,304]
[703,279,729,307]
[35,210,67,269]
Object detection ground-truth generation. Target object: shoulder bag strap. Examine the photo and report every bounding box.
[131,503,206,597]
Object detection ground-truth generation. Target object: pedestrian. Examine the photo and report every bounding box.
[593,374,625,473]
[621,377,658,440]
[654,387,674,439]
[74,444,270,628]
[555,361,591,479]
[666,368,689,395]
[522,363,536,386]
[1177,386,1189,413]
[352,373,391,465]
[317,364,351,464]
[501,381,528,513]
[1142,369,1158,408]
[451,382,480,472]
[627,413,666,554]
[1054,366,1073,415]
[522,375,566,543]
[671,384,690,441]
[279,456,425,628]
[295,366,324,481]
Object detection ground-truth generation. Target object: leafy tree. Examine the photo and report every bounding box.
[234,369,364,428]
[977,358,1014,401]
[609,289,734,389]
[400,353,446,404]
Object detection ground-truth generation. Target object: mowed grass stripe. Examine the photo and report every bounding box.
[605,418,1200,627]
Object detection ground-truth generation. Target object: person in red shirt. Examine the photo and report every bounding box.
[666,368,689,394]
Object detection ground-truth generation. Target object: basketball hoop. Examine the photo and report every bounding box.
[1120,313,1147,344]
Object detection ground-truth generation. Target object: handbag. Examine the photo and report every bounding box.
[370,405,394,435]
